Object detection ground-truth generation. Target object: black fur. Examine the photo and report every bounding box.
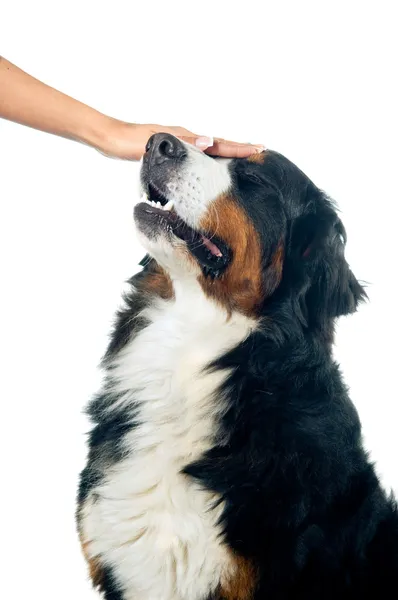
[77,256,161,505]
[103,255,157,360]
[186,332,398,597]
[78,150,397,598]
[100,565,124,600]
[78,390,138,505]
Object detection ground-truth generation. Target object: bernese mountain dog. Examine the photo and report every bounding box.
[77,133,398,600]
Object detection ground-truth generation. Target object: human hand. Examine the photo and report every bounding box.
[0,58,263,161]
[97,119,264,161]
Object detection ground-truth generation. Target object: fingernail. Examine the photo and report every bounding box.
[195,136,214,149]
[253,145,266,153]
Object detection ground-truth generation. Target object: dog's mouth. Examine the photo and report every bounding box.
[134,183,231,277]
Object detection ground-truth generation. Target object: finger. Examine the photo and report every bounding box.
[178,135,214,150]
[205,140,265,158]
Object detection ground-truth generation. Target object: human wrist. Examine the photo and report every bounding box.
[76,110,123,155]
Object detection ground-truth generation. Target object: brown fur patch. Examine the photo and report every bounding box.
[79,533,104,589]
[247,151,267,164]
[198,195,264,315]
[219,554,258,600]
[139,261,174,300]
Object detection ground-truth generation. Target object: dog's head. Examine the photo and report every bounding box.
[135,133,365,332]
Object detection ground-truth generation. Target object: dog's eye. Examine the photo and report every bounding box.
[245,173,264,185]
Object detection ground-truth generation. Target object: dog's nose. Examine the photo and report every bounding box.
[145,133,186,165]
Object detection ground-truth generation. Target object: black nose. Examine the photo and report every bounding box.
[145,133,186,165]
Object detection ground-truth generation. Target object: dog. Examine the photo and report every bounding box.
[77,134,398,599]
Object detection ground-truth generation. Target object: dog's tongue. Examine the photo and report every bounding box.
[201,235,223,257]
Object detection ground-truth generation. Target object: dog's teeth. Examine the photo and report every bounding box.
[164,200,174,211]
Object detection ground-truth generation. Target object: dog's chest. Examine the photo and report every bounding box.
[82,294,252,600]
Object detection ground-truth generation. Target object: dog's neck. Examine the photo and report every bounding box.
[142,274,255,350]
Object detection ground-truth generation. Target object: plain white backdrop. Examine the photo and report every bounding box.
[1,2,397,598]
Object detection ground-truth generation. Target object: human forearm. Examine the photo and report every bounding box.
[0,56,112,148]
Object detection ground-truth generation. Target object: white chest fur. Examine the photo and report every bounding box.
[81,279,253,600]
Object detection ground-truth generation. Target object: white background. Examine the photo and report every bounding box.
[1,2,397,598]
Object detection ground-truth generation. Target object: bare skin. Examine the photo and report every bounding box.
[0,57,264,160]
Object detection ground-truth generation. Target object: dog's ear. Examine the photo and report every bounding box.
[288,202,366,330]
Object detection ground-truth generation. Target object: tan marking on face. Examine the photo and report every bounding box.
[247,151,267,164]
[198,195,264,315]
[219,554,258,599]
